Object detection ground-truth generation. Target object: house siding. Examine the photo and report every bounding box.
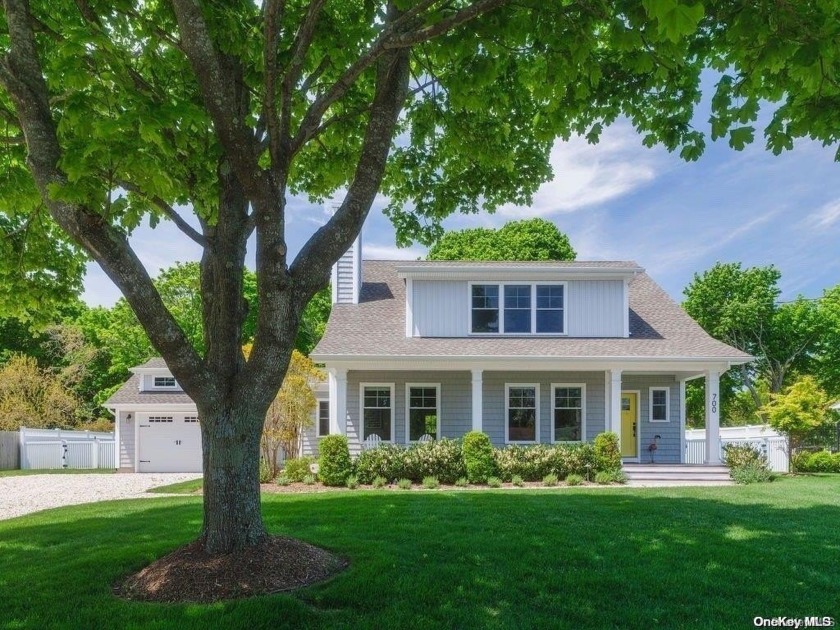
[481,371,607,446]
[622,375,682,464]
[410,279,625,338]
[118,410,135,470]
[345,370,471,454]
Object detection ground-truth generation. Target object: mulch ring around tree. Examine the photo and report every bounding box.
[115,535,348,604]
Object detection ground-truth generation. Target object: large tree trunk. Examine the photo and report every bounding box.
[199,404,268,554]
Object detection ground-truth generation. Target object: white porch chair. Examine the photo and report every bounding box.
[362,434,383,451]
[417,434,434,444]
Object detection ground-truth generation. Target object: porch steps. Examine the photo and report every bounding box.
[622,464,733,487]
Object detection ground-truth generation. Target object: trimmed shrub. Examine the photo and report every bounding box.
[566,473,583,486]
[793,450,840,473]
[303,474,316,485]
[724,443,772,482]
[397,478,412,490]
[276,475,291,486]
[486,476,502,488]
[542,473,558,487]
[511,474,524,487]
[402,439,466,483]
[355,444,407,483]
[455,477,469,487]
[607,469,628,484]
[319,435,353,486]
[372,475,387,489]
[593,432,621,472]
[463,431,497,483]
[494,443,598,481]
[731,462,774,485]
[283,457,315,482]
[594,471,613,485]
[346,475,360,489]
[259,459,273,483]
[422,476,440,489]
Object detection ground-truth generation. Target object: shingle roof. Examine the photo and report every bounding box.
[133,357,168,369]
[104,372,195,406]
[311,260,752,362]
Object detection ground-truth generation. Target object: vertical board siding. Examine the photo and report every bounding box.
[0,431,19,470]
[412,280,469,337]
[119,410,135,469]
[410,279,625,338]
[622,375,681,464]
[334,244,358,304]
[346,371,471,454]
[482,371,607,447]
[567,280,625,337]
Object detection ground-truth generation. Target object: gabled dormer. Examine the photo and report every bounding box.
[131,358,184,392]
[397,261,641,339]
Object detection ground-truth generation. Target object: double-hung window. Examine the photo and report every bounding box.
[506,384,539,442]
[407,385,439,441]
[650,388,670,422]
[362,385,393,441]
[317,400,330,437]
[471,283,565,335]
[553,385,584,442]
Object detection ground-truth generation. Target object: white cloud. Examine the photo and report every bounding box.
[804,199,840,229]
[498,124,667,218]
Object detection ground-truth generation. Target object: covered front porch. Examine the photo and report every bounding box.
[318,361,726,465]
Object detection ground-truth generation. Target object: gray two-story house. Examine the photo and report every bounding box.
[307,237,751,464]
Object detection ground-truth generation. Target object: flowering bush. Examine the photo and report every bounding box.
[494,442,598,481]
[402,439,465,483]
[355,444,407,483]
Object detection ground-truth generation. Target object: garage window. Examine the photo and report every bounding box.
[148,416,173,423]
[184,416,199,423]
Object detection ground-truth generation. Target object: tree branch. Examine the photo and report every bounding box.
[118,180,208,247]
[262,0,285,171]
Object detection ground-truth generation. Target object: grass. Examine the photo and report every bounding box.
[0,468,116,478]
[1,476,839,629]
[146,478,203,494]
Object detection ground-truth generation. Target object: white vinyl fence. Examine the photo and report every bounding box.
[685,427,788,473]
[20,427,116,470]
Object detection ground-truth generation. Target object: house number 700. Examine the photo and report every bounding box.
[711,394,717,414]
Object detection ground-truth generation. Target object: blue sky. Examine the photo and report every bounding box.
[81,121,840,307]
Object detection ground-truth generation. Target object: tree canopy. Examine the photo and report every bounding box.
[427,218,576,261]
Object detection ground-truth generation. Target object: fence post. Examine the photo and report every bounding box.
[92,438,99,469]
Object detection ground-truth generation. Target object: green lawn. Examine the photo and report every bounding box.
[146,478,203,494]
[1,476,838,629]
[0,468,116,477]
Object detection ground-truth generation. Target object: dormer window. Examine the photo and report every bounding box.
[470,282,566,335]
[153,376,177,388]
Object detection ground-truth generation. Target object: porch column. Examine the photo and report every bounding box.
[471,369,483,432]
[608,369,623,436]
[705,370,721,464]
[328,368,348,435]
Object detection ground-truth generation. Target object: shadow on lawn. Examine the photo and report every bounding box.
[1,485,839,629]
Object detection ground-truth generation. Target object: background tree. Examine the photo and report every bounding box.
[0,354,79,430]
[260,350,324,478]
[427,218,576,261]
[0,0,832,561]
[765,376,833,471]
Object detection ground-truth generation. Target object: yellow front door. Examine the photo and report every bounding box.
[620,392,638,458]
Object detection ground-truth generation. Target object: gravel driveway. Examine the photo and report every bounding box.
[0,473,201,521]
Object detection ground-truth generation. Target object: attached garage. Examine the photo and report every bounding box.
[137,413,202,473]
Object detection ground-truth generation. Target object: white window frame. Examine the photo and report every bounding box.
[359,383,395,443]
[405,383,441,443]
[551,383,586,443]
[315,399,330,438]
[468,282,567,336]
[152,376,177,389]
[505,383,540,444]
[649,387,671,423]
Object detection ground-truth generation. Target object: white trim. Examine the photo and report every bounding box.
[679,379,687,464]
[152,376,177,388]
[359,382,395,444]
[623,277,630,338]
[329,368,348,436]
[133,405,140,473]
[471,369,483,432]
[649,387,671,423]
[609,369,622,435]
[405,277,414,337]
[467,281,568,336]
[315,399,330,438]
[107,403,197,412]
[331,262,339,304]
[404,383,441,443]
[705,369,722,464]
[397,263,642,281]
[621,389,641,461]
[351,236,361,305]
[550,383,586,443]
[504,383,540,444]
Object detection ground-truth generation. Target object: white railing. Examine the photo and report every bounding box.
[685,435,788,472]
[20,426,116,470]
[685,424,781,440]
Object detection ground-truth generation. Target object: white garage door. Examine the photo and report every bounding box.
[138,413,202,473]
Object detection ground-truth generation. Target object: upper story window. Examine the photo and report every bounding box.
[470,283,565,335]
[153,376,177,388]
